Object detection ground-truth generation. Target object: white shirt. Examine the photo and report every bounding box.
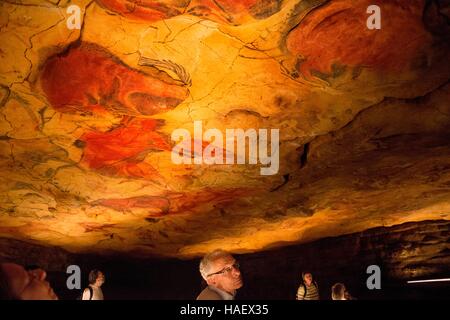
[82,285,104,300]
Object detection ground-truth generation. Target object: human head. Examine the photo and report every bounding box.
[0,263,58,300]
[88,269,105,287]
[302,272,313,286]
[331,283,347,300]
[199,249,242,295]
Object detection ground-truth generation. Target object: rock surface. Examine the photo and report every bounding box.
[2,220,447,299]
[0,0,449,258]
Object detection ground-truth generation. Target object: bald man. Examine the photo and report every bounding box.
[197,249,243,300]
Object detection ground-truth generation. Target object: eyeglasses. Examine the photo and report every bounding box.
[206,262,240,277]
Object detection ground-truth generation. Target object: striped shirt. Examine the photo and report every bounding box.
[296,283,320,300]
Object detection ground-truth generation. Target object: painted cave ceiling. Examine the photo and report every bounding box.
[0,0,449,258]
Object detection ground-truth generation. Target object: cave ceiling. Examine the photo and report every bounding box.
[0,0,449,258]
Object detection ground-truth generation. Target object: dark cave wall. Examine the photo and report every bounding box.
[235,219,450,300]
[1,220,449,300]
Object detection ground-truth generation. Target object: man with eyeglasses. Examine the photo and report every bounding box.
[197,249,243,300]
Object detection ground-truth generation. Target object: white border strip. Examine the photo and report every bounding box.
[407,278,450,284]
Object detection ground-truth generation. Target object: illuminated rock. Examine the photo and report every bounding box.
[0,0,448,259]
[96,0,285,24]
